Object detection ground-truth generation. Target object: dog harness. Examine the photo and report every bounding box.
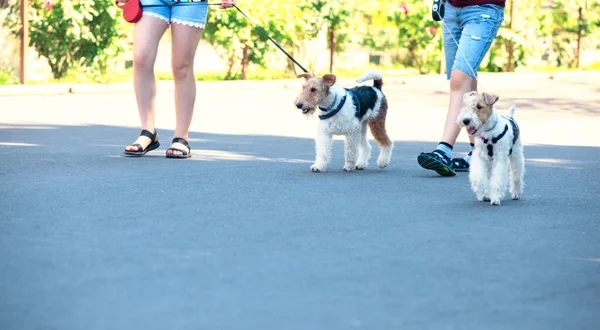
[480,116,520,157]
[318,89,361,121]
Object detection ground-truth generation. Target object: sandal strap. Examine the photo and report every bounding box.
[171,137,190,150]
[140,129,157,141]
[127,143,143,152]
[167,147,188,155]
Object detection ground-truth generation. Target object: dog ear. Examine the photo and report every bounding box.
[322,74,336,87]
[297,73,313,80]
[462,91,477,102]
[483,93,499,105]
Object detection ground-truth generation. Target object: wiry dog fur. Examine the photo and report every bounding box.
[457,91,525,205]
[294,71,393,172]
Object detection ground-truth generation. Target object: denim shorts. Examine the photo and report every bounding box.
[140,0,209,28]
[442,3,504,80]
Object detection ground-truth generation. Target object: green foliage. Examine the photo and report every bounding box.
[484,0,600,72]
[5,0,126,80]
[204,1,301,79]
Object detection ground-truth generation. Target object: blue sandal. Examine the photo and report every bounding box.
[451,158,470,172]
[417,150,456,176]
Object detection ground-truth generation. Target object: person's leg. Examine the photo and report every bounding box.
[165,4,207,157]
[124,13,169,153]
[418,3,504,175]
[416,2,461,176]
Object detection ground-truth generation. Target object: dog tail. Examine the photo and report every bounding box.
[506,105,516,118]
[356,71,383,90]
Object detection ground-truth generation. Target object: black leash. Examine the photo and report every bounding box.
[233,4,310,74]
[137,2,310,74]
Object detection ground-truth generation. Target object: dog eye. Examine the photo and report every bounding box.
[476,105,482,110]
[310,88,316,92]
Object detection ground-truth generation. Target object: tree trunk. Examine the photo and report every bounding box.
[225,54,236,80]
[575,6,583,69]
[241,42,249,80]
[506,0,514,72]
[329,26,335,73]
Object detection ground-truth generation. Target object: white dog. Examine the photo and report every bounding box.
[294,71,393,172]
[457,91,525,205]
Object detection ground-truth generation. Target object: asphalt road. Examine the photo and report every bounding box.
[1,72,599,329]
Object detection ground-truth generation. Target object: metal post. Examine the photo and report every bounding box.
[20,0,28,84]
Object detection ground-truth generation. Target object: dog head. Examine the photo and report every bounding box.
[456,91,499,136]
[294,73,336,115]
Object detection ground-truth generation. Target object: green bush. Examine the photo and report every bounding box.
[5,0,127,80]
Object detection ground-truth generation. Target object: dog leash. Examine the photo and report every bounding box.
[432,2,485,91]
[130,2,311,74]
[232,5,310,74]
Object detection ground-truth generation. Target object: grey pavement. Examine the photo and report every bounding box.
[0,72,599,330]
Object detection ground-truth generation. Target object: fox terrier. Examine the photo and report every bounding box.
[457,91,525,205]
[294,71,393,172]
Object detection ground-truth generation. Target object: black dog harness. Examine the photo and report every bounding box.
[480,116,520,157]
[318,89,361,121]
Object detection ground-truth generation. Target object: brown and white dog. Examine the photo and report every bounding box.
[457,91,525,205]
[294,71,393,172]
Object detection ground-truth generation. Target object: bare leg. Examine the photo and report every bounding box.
[166,23,203,156]
[125,16,168,152]
[441,70,476,146]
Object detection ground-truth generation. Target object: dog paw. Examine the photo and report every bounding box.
[377,159,389,169]
[343,164,356,172]
[490,199,502,206]
[354,163,367,170]
[310,164,325,172]
[512,194,521,200]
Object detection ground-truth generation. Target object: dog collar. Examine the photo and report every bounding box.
[319,92,338,112]
[484,115,499,132]
[319,92,347,120]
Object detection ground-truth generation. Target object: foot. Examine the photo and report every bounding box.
[417,150,455,176]
[377,157,390,169]
[451,157,470,172]
[310,163,326,172]
[166,137,191,158]
[343,163,356,171]
[124,129,160,156]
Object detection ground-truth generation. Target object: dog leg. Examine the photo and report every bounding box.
[355,122,371,170]
[311,129,333,172]
[469,154,490,202]
[343,133,361,171]
[509,141,525,200]
[488,158,509,205]
[368,108,393,169]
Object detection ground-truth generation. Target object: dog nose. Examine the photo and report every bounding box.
[296,103,304,109]
[462,118,471,125]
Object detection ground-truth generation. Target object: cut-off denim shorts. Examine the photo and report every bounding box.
[140,0,209,28]
[442,3,505,80]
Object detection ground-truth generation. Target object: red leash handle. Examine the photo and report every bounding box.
[115,0,143,23]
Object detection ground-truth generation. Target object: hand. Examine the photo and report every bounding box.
[219,0,236,9]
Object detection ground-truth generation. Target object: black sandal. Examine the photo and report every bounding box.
[451,157,470,172]
[166,137,191,159]
[124,129,160,156]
